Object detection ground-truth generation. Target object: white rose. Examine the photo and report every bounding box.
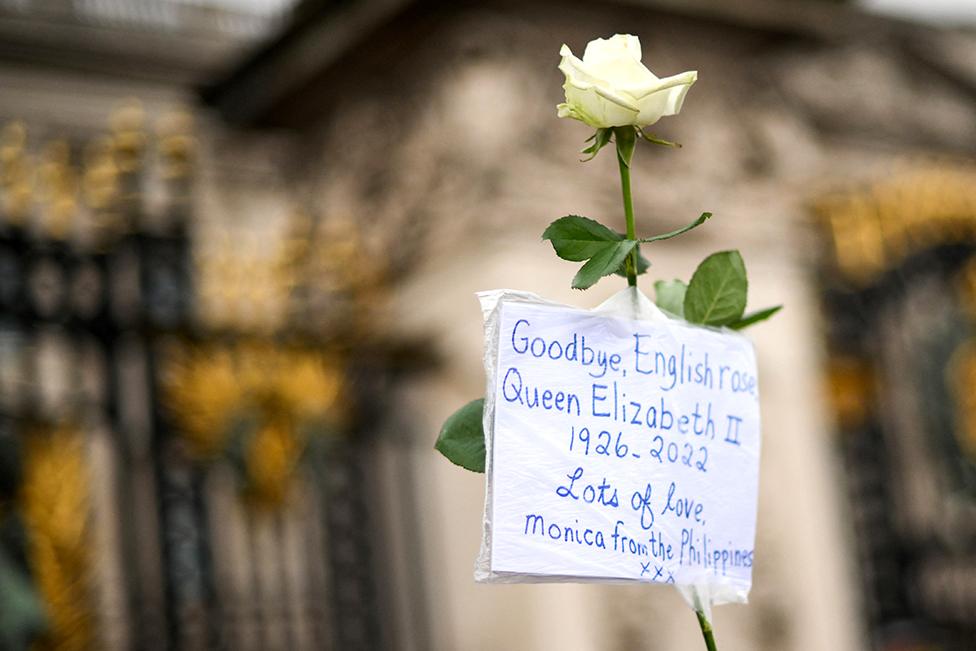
[557,34,697,129]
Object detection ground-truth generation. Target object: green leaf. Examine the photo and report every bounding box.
[614,246,650,278]
[728,305,782,330]
[638,128,682,148]
[580,128,613,161]
[543,216,645,290]
[434,398,486,473]
[641,213,712,243]
[684,250,748,326]
[543,215,622,262]
[654,279,688,318]
[572,240,636,290]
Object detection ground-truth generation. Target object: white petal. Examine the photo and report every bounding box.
[588,57,657,87]
[560,51,641,112]
[626,70,697,100]
[582,34,642,65]
[634,73,696,125]
[558,45,598,85]
[565,83,639,128]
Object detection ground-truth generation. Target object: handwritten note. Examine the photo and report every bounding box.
[481,298,760,595]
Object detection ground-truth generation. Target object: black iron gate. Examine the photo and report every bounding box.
[818,166,976,651]
[0,106,421,650]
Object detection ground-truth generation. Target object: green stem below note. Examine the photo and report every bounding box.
[696,609,718,651]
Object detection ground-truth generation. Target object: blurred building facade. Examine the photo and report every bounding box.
[0,0,975,650]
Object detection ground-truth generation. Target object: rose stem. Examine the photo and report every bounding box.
[618,124,719,651]
[616,126,717,649]
[696,609,719,651]
[614,127,639,287]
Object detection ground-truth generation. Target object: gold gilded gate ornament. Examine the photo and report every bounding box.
[161,341,345,506]
[816,165,976,285]
[20,424,93,651]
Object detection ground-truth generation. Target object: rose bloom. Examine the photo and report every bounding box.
[557,34,697,129]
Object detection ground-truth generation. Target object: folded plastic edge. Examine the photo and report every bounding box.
[474,290,565,581]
